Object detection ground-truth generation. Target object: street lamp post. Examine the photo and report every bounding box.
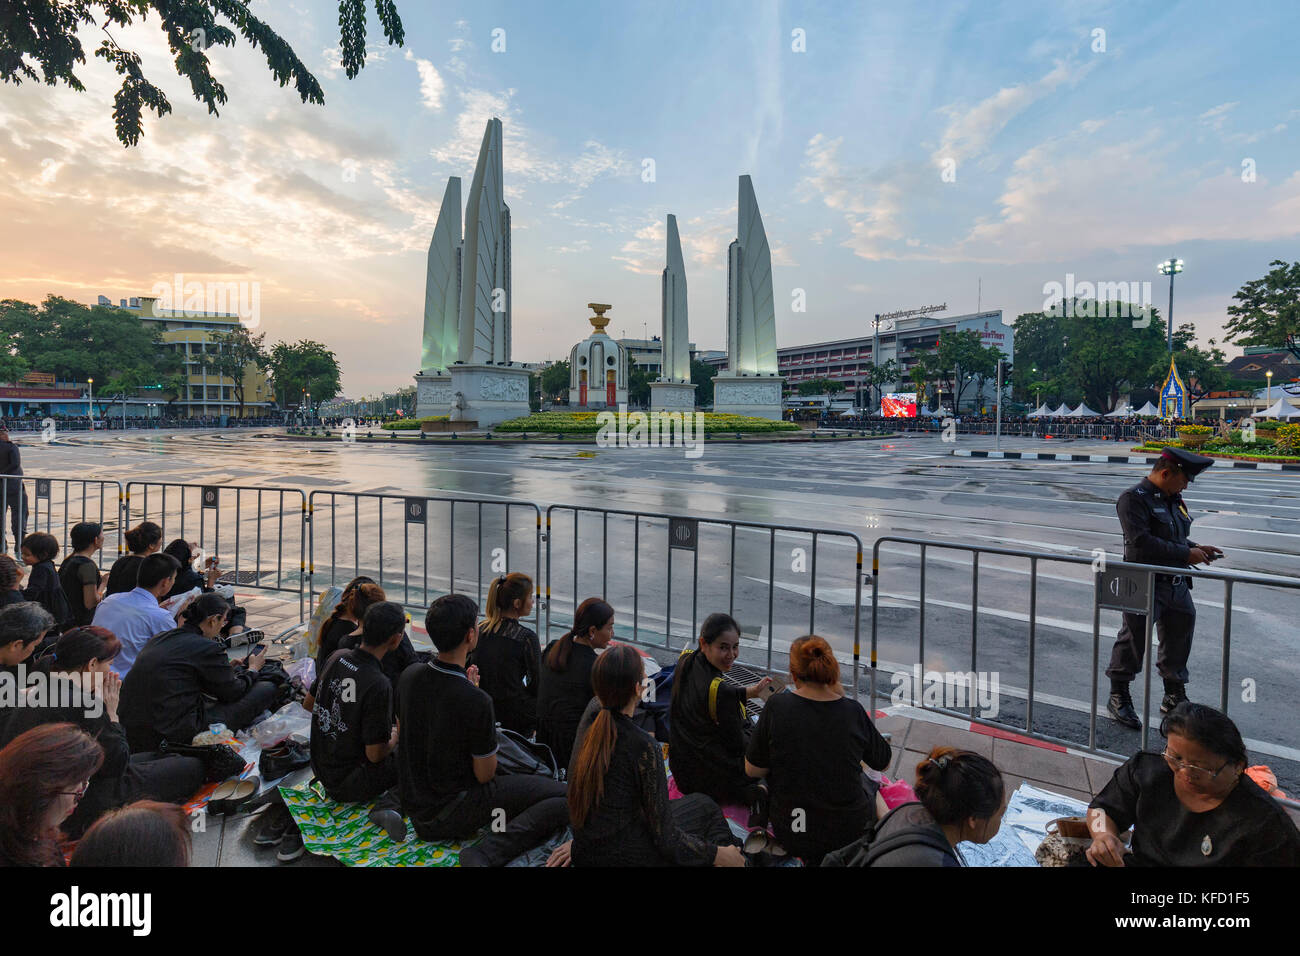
[1157,258,1184,353]
[1266,370,1273,407]
[87,377,94,426]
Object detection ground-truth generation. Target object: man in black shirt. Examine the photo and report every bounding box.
[1106,448,1223,729]
[0,427,26,554]
[311,601,403,802]
[397,594,568,867]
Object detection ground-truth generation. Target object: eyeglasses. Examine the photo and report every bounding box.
[1161,750,1232,782]
[61,780,89,800]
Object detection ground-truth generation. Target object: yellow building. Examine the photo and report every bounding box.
[98,293,273,419]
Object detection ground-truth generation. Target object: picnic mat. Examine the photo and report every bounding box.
[280,781,476,866]
[956,782,1090,867]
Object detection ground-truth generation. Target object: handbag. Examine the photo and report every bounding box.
[1034,816,1092,867]
[494,727,558,778]
[158,739,248,782]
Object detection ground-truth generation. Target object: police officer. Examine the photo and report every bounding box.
[1106,447,1223,729]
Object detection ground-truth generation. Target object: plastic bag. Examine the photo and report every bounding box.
[244,699,312,749]
[285,656,315,691]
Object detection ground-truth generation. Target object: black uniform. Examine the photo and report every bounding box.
[1106,477,1199,685]
[0,435,26,552]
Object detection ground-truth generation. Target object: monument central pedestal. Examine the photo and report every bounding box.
[448,364,531,428]
[711,375,784,420]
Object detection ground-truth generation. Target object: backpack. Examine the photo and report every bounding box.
[494,727,559,778]
[820,802,958,867]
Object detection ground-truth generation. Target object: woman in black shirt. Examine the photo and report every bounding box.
[0,554,26,607]
[162,539,247,636]
[21,532,71,630]
[1088,702,1300,867]
[745,634,892,865]
[467,572,540,736]
[58,522,106,628]
[568,643,743,868]
[537,597,614,769]
[105,522,162,596]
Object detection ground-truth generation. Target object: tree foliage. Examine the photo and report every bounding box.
[1224,260,1300,350]
[796,377,845,396]
[690,358,717,406]
[266,339,341,408]
[0,0,405,146]
[539,360,570,401]
[210,326,268,414]
[1,296,180,394]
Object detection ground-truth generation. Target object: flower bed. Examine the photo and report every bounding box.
[1134,441,1300,463]
[381,415,449,431]
[493,411,800,434]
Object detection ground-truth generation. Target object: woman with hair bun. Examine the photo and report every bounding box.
[744,634,892,865]
[537,597,615,770]
[467,572,539,736]
[858,746,1006,866]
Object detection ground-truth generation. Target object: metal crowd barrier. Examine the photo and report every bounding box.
[868,534,1300,809]
[1,474,124,568]
[544,505,864,684]
[125,481,308,617]
[307,491,543,633]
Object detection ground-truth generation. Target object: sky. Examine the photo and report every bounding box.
[2,0,1298,398]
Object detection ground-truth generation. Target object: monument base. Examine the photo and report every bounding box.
[711,375,784,420]
[649,381,697,411]
[414,371,453,419]
[448,364,531,429]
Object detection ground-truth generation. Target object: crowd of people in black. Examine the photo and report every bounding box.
[2,513,1298,866]
[822,412,1226,441]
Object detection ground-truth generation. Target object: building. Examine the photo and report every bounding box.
[702,309,1012,412]
[98,294,274,419]
[616,336,699,378]
[0,372,90,419]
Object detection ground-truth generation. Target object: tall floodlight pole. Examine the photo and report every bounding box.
[1158,258,1184,353]
[87,377,94,424]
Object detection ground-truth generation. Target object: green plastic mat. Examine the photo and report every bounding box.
[280,782,482,867]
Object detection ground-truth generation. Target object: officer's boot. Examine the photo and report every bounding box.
[1160,680,1189,715]
[1107,682,1142,730]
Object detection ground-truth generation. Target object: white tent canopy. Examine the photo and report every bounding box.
[1133,401,1160,417]
[1049,403,1071,417]
[1258,397,1300,419]
[1026,403,1052,418]
[1105,404,1133,417]
[1066,403,1100,417]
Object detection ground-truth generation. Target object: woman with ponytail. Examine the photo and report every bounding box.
[105,522,163,596]
[467,572,539,735]
[308,579,384,703]
[567,644,743,867]
[0,627,207,838]
[744,634,893,865]
[537,597,614,770]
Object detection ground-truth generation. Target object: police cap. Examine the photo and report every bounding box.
[1158,446,1215,480]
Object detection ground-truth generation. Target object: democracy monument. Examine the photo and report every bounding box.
[415,119,784,422]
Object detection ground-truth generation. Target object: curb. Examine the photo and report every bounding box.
[950,449,1300,471]
[269,431,899,446]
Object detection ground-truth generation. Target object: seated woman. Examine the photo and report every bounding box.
[306,577,381,706]
[0,554,28,607]
[744,634,892,865]
[118,593,280,752]
[162,539,246,635]
[845,746,1006,866]
[0,723,104,866]
[58,522,107,628]
[536,598,614,770]
[669,612,771,805]
[20,532,71,631]
[467,572,540,736]
[0,627,206,837]
[567,643,744,868]
[1088,702,1300,867]
[105,522,162,596]
[70,800,192,867]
